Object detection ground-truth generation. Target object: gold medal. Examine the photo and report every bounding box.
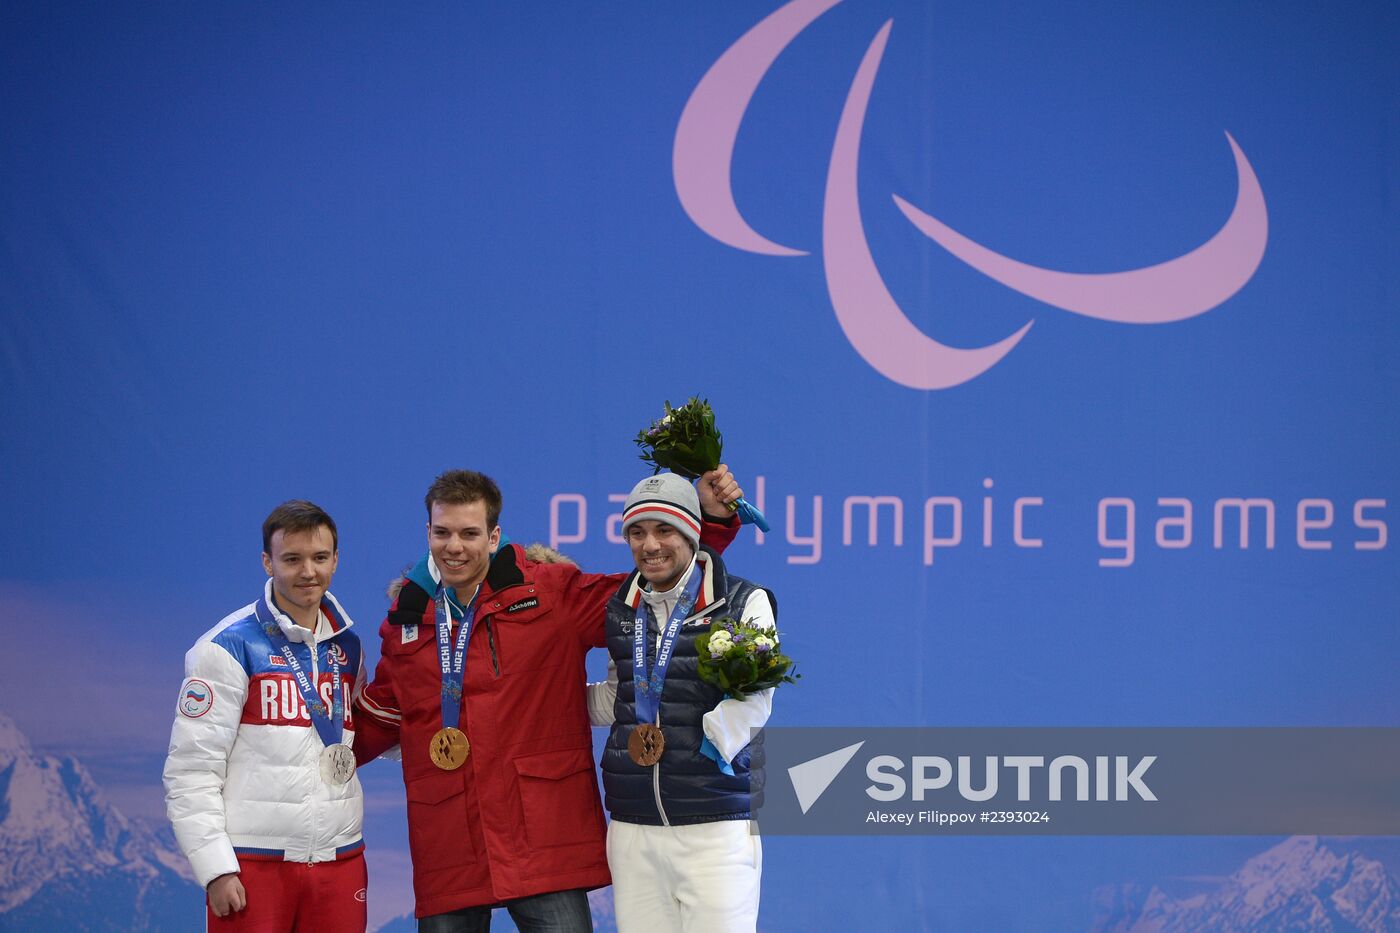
[628,723,665,766]
[429,727,470,770]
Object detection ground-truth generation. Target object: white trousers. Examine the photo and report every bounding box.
[606,818,763,933]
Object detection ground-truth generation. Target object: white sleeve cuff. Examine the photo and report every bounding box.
[701,687,774,764]
[187,837,240,889]
[587,658,619,727]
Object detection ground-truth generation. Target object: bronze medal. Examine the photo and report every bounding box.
[628,723,665,766]
[429,726,470,770]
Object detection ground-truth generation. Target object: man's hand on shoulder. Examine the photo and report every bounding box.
[207,872,246,917]
[698,464,743,520]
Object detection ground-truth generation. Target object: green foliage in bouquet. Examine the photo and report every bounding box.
[635,397,724,481]
[694,616,800,700]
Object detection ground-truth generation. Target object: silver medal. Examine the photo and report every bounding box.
[319,743,356,785]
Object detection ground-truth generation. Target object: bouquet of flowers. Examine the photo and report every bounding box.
[634,397,770,531]
[694,616,799,700]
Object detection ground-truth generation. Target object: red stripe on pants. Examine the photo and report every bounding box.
[207,852,367,932]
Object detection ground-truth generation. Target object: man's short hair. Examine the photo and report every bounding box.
[424,470,503,529]
[262,500,338,553]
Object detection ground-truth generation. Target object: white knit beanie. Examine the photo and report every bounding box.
[621,473,702,550]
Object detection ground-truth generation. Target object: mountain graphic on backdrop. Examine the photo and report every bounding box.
[1092,835,1400,932]
[0,712,200,932]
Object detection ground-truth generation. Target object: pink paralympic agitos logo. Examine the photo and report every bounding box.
[673,0,1268,390]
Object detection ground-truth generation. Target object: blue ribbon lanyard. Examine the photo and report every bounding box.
[732,497,770,532]
[256,597,342,748]
[436,584,479,731]
[632,568,704,725]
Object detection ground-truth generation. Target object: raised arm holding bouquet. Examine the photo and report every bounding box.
[635,397,771,532]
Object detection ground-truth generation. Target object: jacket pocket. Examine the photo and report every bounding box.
[514,747,603,849]
[405,771,475,867]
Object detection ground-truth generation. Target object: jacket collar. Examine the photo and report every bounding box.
[407,541,526,615]
[485,543,526,594]
[619,545,726,612]
[258,578,353,644]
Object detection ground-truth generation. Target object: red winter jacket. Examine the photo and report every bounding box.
[354,522,736,918]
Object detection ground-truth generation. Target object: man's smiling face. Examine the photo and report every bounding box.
[262,525,338,625]
[627,519,694,591]
[428,500,500,592]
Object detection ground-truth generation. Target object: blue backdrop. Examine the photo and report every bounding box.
[2,1,1397,929]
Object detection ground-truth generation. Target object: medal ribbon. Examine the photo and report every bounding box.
[436,584,479,731]
[256,596,342,749]
[732,496,771,533]
[632,568,704,726]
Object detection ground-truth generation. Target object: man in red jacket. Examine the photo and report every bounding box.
[354,468,742,931]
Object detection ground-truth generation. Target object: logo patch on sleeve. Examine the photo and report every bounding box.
[179,679,214,718]
[505,597,539,614]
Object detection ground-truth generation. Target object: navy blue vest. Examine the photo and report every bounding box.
[601,547,772,826]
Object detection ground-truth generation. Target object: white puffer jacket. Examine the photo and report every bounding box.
[163,580,366,887]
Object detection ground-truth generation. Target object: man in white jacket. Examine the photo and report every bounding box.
[163,500,368,930]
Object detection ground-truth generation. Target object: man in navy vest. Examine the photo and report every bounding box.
[589,473,775,933]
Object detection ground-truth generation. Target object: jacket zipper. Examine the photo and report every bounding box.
[308,637,321,863]
[484,616,500,677]
[693,597,726,621]
[447,586,500,677]
[652,710,669,827]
